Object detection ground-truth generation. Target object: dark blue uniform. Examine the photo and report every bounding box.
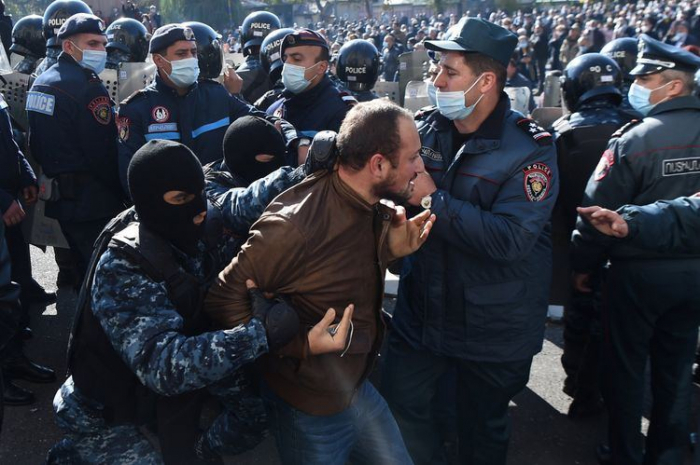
[116,76,286,193]
[27,53,124,276]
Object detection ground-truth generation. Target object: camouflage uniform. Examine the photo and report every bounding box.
[48,166,306,464]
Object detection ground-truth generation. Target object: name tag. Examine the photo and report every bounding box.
[26,91,56,116]
[148,123,178,133]
[662,157,700,177]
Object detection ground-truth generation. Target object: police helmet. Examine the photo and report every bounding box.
[183,21,223,79]
[600,37,637,82]
[560,53,622,112]
[105,18,149,67]
[336,39,380,91]
[241,11,280,56]
[11,15,45,58]
[259,27,293,83]
[42,0,92,48]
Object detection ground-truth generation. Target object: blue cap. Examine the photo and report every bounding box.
[424,17,517,68]
[56,13,106,41]
[149,24,196,54]
[630,34,700,75]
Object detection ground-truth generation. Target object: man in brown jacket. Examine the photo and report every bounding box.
[205,100,435,465]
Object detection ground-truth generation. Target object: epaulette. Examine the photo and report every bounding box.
[119,89,147,106]
[515,117,552,146]
[414,105,437,121]
[610,119,641,138]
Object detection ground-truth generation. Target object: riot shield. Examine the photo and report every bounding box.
[98,68,119,102]
[531,107,563,129]
[542,70,562,108]
[504,86,532,115]
[398,50,429,106]
[116,62,156,103]
[373,81,400,104]
[404,80,430,113]
[0,71,31,131]
[224,52,245,69]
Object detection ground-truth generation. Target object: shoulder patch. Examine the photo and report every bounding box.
[523,162,552,202]
[516,118,552,146]
[119,89,147,106]
[88,96,112,125]
[420,146,443,162]
[610,119,641,138]
[593,149,615,181]
[117,115,131,142]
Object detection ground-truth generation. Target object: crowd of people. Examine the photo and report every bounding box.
[0,0,700,464]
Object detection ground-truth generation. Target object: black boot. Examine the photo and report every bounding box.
[3,354,56,383]
[3,379,35,406]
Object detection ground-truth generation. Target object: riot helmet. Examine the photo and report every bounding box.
[336,39,380,91]
[561,53,622,112]
[42,0,92,49]
[182,21,223,79]
[241,11,280,56]
[601,38,637,82]
[11,15,45,58]
[105,18,149,69]
[259,27,293,83]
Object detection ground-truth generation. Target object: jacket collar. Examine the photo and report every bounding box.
[330,170,395,219]
[648,95,700,117]
[285,74,334,106]
[58,51,97,78]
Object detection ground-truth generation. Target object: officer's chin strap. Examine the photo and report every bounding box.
[340,320,354,358]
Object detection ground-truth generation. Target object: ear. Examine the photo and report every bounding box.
[667,78,685,98]
[367,153,388,179]
[479,71,498,93]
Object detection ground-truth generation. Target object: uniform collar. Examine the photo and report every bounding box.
[648,95,700,116]
[430,91,509,142]
[285,74,333,104]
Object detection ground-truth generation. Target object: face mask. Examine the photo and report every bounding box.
[427,81,438,106]
[436,74,484,121]
[282,61,320,94]
[160,56,200,88]
[70,41,107,74]
[627,81,672,116]
[518,41,529,48]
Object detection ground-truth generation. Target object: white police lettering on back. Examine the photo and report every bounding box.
[25,91,56,116]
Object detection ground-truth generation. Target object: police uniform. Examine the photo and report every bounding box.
[504,71,536,113]
[48,146,308,464]
[116,24,292,193]
[571,36,700,465]
[266,30,350,142]
[237,11,280,103]
[336,39,381,103]
[27,14,124,280]
[382,18,559,465]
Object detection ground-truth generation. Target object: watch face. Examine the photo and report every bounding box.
[421,195,432,210]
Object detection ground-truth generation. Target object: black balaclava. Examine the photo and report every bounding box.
[128,140,207,255]
[223,116,286,186]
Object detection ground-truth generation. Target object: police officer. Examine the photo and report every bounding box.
[117,23,295,192]
[35,0,92,76]
[237,11,280,103]
[336,39,380,102]
[268,29,350,164]
[571,35,700,465]
[601,37,638,110]
[183,21,223,80]
[27,13,124,283]
[550,52,635,419]
[10,15,45,74]
[382,18,558,465]
[255,27,294,111]
[47,139,310,464]
[104,17,149,70]
[505,52,536,114]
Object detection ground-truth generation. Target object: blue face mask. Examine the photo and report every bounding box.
[282,62,320,94]
[160,56,200,88]
[70,41,107,74]
[427,81,437,106]
[628,81,672,116]
[436,74,484,121]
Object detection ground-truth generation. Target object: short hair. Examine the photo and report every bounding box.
[337,100,413,171]
[315,46,330,63]
[461,52,507,92]
[660,69,696,96]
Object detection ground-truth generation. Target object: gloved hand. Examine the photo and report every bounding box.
[247,280,300,351]
[303,130,338,175]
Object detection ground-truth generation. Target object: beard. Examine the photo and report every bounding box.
[373,175,414,205]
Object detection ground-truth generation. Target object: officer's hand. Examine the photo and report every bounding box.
[3,200,25,226]
[246,279,300,352]
[407,171,437,207]
[308,304,354,355]
[572,273,592,293]
[388,206,436,258]
[22,185,38,206]
[577,206,629,238]
[224,66,244,95]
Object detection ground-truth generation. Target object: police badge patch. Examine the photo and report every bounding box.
[88,96,112,125]
[117,116,130,142]
[594,149,615,181]
[523,162,552,202]
[152,106,170,123]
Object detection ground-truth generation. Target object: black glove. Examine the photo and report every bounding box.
[248,287,300,351]
[303,130,338,175]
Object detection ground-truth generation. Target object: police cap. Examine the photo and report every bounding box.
[149,23,195,54]
[630,34,700,76]
[280,28,328,57]
[424,17,517,67]
[56,13,106,41]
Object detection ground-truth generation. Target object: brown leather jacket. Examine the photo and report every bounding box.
[204,170,395,415]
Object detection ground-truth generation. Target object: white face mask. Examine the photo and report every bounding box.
[627,80,673,116]
[436,74,484,121]
[427,81,438,106]
[69,41,107,74]
[281,61,321,94]
[159,56,200,88]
